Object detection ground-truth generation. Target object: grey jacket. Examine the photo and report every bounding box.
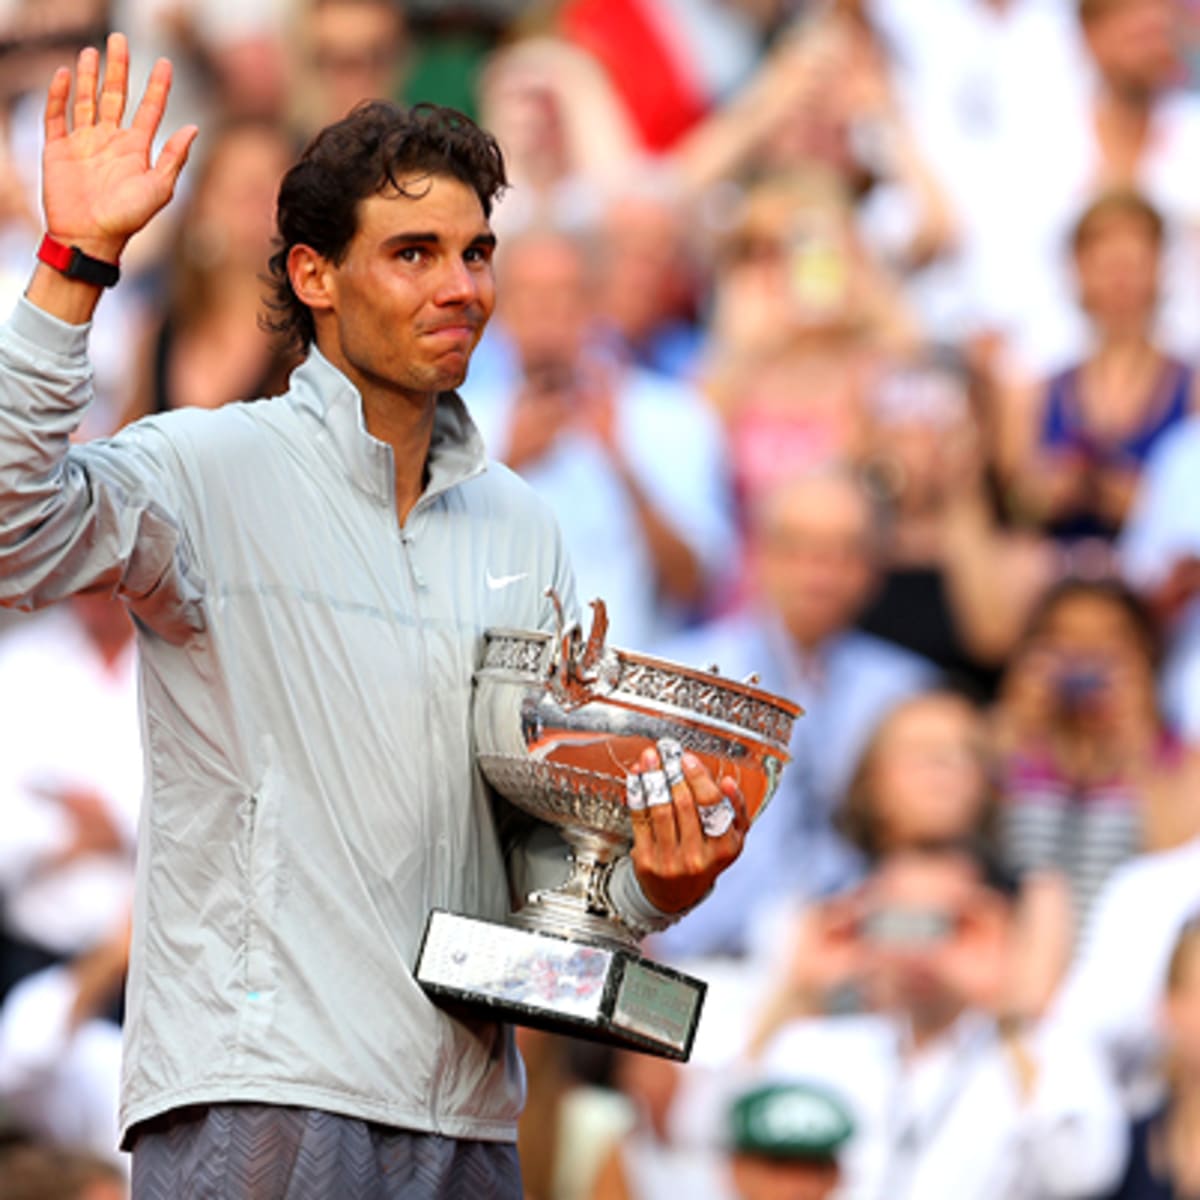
[0,299,669,1145]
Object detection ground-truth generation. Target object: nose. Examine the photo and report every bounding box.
[435,256,480,306]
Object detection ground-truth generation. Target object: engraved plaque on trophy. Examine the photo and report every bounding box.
[415,595,801,1061]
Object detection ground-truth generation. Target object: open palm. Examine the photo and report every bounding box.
[41,32,196,262]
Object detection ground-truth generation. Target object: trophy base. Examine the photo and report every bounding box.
[415,910,705,1061]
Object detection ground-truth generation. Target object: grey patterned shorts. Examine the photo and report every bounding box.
[129,1104,523,1199]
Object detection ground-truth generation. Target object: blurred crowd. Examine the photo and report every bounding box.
[6,0,1200,1196]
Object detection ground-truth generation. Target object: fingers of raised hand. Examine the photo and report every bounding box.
[97,33,130,127]
[132,57,174,138]
[45,68,71,141]
[72,46,101,130]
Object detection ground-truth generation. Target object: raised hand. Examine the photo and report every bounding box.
[41,32,196,265]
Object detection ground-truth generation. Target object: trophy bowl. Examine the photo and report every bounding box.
[416,596,802,1060]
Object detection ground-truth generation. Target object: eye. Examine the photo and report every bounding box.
[396,246,425,264]
[464,244,493,266]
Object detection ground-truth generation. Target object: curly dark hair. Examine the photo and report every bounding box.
[264,101,508,352]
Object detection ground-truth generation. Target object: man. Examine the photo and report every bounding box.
[725,1081,853,1200]
[0,34,745,1195]
[756,842,1128,1200]
[652,466,935,960]
[462,223,734,650]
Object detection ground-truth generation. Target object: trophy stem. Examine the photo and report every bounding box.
[513,829,639,951]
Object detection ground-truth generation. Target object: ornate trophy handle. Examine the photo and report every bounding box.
[544,589,619,707]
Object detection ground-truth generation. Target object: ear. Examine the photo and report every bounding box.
[287,244,335,316]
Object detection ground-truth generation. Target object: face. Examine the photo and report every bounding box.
[307,0,405,125]
[190,125,294,269]
[862,853,1008,1030]
[496,233,591,368]
[1075,213,1161,333]
[299,174,496,404]
[731,1155,841,1200]
[1035,590,1154,725]
[868,696,988,852]
[1085,0,1179,94]
[753,475,877,648]
[599,195,686,342]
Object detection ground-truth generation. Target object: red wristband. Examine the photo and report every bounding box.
[37,234,121,289]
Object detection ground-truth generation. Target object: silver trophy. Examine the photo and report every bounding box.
[415,595,801,1060]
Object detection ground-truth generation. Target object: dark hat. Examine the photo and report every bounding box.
[729,1082,855,1162]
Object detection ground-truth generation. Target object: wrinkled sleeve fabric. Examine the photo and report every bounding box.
[0,299,205,640]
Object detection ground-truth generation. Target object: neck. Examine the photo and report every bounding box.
[363,387,437,525]
[1096,81,1153,172]
[318,339,439,524]
[1092,330,1155,363]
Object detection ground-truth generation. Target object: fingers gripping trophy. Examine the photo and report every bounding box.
[417,595,801,1060]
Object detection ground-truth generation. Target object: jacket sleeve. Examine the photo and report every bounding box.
[0,299,205,641]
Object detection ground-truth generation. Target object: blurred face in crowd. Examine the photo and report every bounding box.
[306,0,406,125]
[862,695,989,853]
[730,1154,841,1200]
[1030,587,1156,731]
[753,472,878,650]
[496,231,592,369]
[297,175,496,403]
[1164,927,1200,1077]
[868,365,975,515]
[598,192,688,345]
[1074,210,1162,335]
[188,123,294,271]
[863,852,1010,1036]
[1083,0,1179,97]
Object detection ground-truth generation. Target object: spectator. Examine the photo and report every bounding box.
[0,596,140,1002]
[867,0,1092,354]
[1005,191,1196,544]
[1120,411,1200,744]
[121,117,299,424]
[1106,916,1200,1198]
[857,354,1055,686]
[723,1082,852,1200]
[0,920,129,1163]
[589,1075,855,1200]
[588,1050,729,1200]
[1049,753,1200,1115]
[476,37,639,233]
[461,223,735,649]
[754,690,1071,1039]
[650,466,935,960]
[703,171,915,528]
[291,0,409,137]
[754,842,1129,1200]
[592,173,704,381]
[992,577,1181,930]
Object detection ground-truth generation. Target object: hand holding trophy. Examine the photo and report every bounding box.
[416,594,801,1060]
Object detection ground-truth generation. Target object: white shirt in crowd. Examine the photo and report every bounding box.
[0,965,124,1167]
[0,608,141,954]
[1050,832,1200,1115]
[759,1011,1128,1200]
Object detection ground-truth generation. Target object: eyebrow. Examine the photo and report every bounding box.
[383,231,497,251]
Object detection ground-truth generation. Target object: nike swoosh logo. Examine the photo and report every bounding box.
[486,570,529,591]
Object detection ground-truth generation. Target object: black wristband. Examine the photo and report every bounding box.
[37,234,121,289]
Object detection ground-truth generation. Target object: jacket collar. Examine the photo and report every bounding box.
[287,345,488,509]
